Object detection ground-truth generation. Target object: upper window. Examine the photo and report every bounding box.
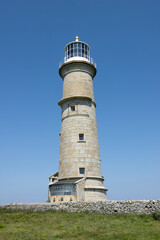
[79,168,85,174]
[71,106,75,112]
[79,134,84,141]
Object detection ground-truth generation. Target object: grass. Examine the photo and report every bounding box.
[0,209,160,240]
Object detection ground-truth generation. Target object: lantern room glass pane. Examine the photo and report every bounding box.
[65,42,90,61]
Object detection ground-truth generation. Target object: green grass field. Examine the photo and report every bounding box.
[0,209,160,240]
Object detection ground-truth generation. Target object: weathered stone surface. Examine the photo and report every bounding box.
[1,200,160,214]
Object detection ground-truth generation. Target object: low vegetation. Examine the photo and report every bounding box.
[0,208,160,240]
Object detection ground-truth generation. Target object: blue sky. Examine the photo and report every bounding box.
[0,0,160,203]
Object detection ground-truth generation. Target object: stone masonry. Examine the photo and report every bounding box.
[1,200,160,214]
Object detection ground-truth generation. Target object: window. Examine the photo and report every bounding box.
[53,197,56,202]
[79,134,84,141]
[79,168,85,174]
[71,106,75,111]
[60,197,63,201]
[50,183,76,196]
[70,197,73,201]
[64,191,71,195]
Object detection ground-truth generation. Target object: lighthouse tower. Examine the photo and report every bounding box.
[48,37,107,202]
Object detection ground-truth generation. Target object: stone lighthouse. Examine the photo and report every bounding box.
[48,36,107,202]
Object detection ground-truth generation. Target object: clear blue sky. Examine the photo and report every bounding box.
[0,0,160,203]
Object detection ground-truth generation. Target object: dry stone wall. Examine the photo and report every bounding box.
[1,200,160,214]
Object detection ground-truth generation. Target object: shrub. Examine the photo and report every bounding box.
[152,212,160,221]
[0,224,4,229]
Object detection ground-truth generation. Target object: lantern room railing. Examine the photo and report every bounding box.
[59,56,96,68]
